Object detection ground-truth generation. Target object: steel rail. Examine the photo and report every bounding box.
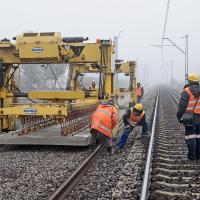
[49,118,124,200]
[49,143,105,200]
[140,91,159,200]
[140,88,180,199]
[49,88,154,200]
[168,88,180,104]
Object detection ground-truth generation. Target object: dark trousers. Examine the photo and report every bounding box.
[185,125,200,160]
[90,129,112,148]
[117,120,148,149]
[137,96,143,103]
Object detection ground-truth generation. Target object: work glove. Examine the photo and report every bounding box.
[177,118,182,123]
[125,124,135,129]
[125,125,131,129]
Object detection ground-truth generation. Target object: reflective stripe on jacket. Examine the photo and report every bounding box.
[127,109,145,126]
[91,104,119,138]
[185,87,200,113]
[185,134,200,140]
[135,87,142,96]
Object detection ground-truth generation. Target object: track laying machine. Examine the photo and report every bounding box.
[0,32,137,145]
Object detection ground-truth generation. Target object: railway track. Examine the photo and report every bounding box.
[49,144,105,200]
[49,118,126,200]
[141,88,200,200]
[49,89,157,200]
[0,94,129,200]
[0,88,155,200]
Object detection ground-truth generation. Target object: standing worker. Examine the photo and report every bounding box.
[90,100,119,154]
[89,80,96,90]
[177,72,200,160]
[117,103,148,149]
[134,82,144,103]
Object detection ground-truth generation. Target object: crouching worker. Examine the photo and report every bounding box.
[90,100,119,155]
[117,103,148,149]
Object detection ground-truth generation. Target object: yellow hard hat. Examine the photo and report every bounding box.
[188,73,199,82]
[134,103,143,111]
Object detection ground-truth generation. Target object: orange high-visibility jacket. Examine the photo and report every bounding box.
[127,109,145,127]
[91,104,119,138]
[185,87,200,114]
[135,87,142,97]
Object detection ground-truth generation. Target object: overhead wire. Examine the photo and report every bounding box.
[162,0,171,42]
[161,0,171,64]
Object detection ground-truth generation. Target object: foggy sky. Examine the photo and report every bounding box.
[0,0,200,86]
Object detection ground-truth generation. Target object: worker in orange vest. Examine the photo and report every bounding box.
[90,99,119,154]
[134,82,144,103]
[177,73,200,160]
[117,103,148,149]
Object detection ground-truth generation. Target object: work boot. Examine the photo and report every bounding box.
[116,143,124,150]
[107,147,115,155]
[186,139,196,160]
[89,144,96,152]
[187,154,196,160]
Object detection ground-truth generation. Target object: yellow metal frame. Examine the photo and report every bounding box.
[115,60,137,102]
[0,33,115,97]
[0,99,99,118]
[0,32,136,131]
[28,91,85,101]
[68,99,99,110]
[0,104,67,118]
